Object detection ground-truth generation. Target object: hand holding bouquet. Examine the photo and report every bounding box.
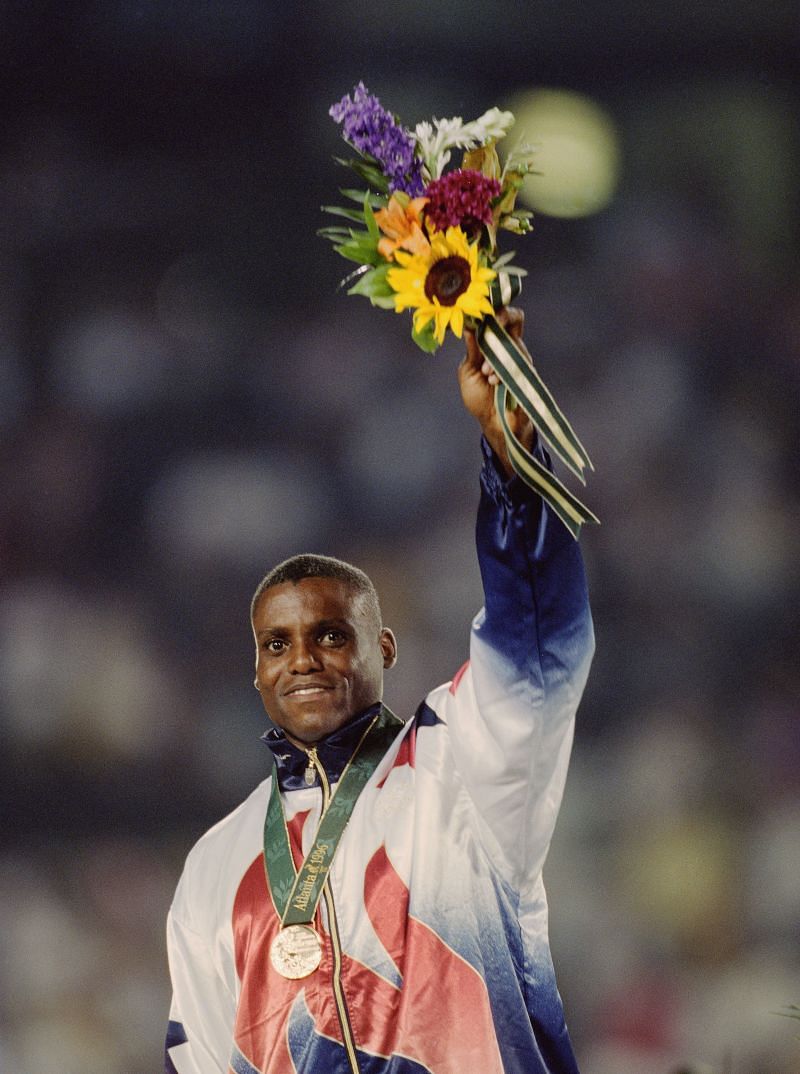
[320,83,598,537]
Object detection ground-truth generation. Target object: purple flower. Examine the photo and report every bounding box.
[424,169,502,235]
[330,83,424,197]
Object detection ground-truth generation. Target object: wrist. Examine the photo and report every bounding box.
[480,434,547,511]
[482,430,514,479]
[481,421,535,479]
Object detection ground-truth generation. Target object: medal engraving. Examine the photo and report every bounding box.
[270,924,322,979]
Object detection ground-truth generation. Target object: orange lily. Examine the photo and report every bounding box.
[375,194,430,260]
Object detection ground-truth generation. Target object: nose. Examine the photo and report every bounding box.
[288,640,323,674]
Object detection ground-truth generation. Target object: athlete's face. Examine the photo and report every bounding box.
[252,578,397,748]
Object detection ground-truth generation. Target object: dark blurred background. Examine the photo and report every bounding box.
[1,4,799,1073]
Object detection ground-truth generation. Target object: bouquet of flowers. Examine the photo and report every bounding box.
[320,83,598,538]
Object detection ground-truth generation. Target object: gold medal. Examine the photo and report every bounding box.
[269,924,323,979]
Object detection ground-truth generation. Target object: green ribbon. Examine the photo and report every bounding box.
[496,382,600,539]
[478,270,599,538]
[263,706,405,926]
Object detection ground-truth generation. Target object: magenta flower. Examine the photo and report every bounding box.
[423,169,502,235]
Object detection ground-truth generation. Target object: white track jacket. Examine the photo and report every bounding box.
[165,444,595,1074]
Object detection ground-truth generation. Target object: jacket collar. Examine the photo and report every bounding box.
[261,703,384,792]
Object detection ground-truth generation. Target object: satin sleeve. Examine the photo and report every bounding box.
[164,880,237,1073]
[443,439,595,889]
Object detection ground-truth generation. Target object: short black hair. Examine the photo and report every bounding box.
[250,553,382,626]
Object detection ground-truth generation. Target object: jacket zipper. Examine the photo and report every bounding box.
[306,748,361,1074]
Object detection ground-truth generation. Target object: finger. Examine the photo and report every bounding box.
[479,358,499,385]
[495,305,521,326]
[506,307,524,343]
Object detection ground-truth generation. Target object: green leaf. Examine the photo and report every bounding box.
[411,319,440,353]
[500,216,533,235]
[339,188,386,207]
[492,173,524,225]
[318,226,354,241]
[363,195,380,244]
[334,242,377,265]
[347,261,392,296]
[334,156,390,193]
[321,204,368,223]
[348,262,396,308]
[502,141,540,181]
[492,250,517,269]
[333,228,383,266]
[335,149,382,169]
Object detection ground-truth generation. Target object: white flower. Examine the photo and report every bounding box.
[460,107,515,146]
[415,108,515,179]
[502,139,540,179]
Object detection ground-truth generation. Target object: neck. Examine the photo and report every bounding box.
[279,703,384,753]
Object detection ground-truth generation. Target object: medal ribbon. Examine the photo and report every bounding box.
[263,705,405,927]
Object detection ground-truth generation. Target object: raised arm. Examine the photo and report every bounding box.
[441,310,594,888]
[457,306,533,479]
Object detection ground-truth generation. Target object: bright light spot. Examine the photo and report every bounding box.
[507,89,620,218]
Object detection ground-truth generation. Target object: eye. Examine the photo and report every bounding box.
[264,638,286,653]
[320,629,346,646]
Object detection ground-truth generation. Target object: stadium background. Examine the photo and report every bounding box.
[0,3,798,1072]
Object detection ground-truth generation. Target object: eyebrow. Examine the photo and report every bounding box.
[255,617,353,639]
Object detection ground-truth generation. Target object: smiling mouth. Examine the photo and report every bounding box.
[284,685,333,697]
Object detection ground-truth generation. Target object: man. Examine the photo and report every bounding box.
[164,310,595,1074]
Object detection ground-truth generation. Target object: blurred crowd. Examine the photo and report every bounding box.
[1,6,799,1073]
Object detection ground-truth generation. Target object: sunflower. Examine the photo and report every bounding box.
[387,226,496,344]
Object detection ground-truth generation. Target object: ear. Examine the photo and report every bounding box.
[379,627,398,669]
